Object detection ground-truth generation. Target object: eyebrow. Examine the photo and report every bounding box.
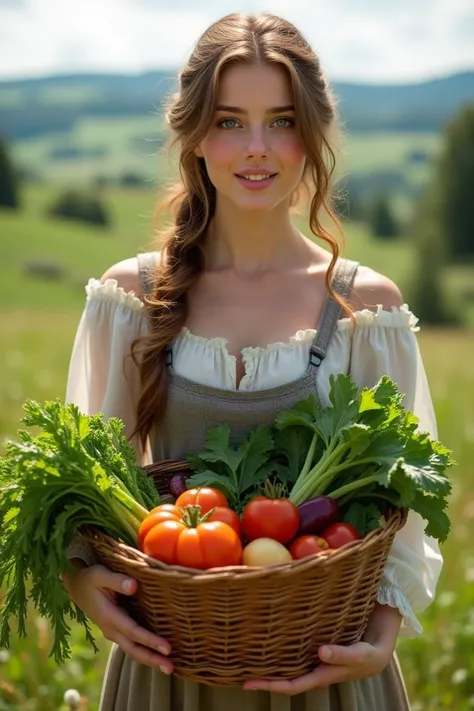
[215,104,295,114]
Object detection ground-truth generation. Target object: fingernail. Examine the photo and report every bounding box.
[122,579,134,593]
[321,647,332,660]
[160,665,171,675]
[158,646,169,656]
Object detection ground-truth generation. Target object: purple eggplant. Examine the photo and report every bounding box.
[168,473,188,499]
[297,497,339,535]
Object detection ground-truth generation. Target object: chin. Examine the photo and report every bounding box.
[231,194,285,214]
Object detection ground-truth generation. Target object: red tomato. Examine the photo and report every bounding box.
[207,506,242,537]
[290,535,330,560]
[143,519,242,569]
[138,505,181,551]
[241,496,300,545]
[321,522,361,549]
[175,487,228,515]
[149,503,179,516]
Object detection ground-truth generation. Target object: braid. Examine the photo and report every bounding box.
[131,182,213,451]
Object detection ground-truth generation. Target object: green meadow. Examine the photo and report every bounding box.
[1,175,473,709]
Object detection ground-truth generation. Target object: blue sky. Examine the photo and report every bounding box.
[1,0,473,83]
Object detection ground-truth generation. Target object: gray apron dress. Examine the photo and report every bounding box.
[98,254,411,711]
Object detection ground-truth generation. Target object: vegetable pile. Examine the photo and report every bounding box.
[185,374,454,542]
[0,374,454,663]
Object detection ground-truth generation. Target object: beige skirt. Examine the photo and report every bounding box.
[99,644,410,711]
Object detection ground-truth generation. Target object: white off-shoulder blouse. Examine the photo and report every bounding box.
[66,278,443,638]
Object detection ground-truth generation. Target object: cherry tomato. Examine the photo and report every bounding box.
[290,535,330,560]
[175,487,228,515]
[207,506,242,537]
[143,519,242,569]
[321,522,361,549]
[241,496,300,545]
[138,505,181,551]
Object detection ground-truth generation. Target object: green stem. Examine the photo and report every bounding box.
[298,433,318,482]
[110,500,140,544]
[313,458,382,498]
[261,479,288,499]
[113,484,149,522]
[328,475,380,501]
[290,436,335,501]
[290,441,350,504]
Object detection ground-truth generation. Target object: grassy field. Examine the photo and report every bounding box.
[1,184,473,710]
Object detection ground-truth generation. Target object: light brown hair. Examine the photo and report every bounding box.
[132,12,350,450]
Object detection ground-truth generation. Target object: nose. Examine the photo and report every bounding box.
[246,126,268,158]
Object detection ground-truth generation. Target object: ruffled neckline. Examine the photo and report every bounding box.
[177,303,419,355]
[86,278,420,355]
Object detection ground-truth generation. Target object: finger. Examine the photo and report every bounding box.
[244,666,344,695]
[108,602,172,656]
[114,632,174,675]
[89,565,138,595]
[318,642,373,667]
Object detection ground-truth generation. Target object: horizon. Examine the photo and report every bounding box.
[1,66,472,88]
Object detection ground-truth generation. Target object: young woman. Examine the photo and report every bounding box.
[62,12,442,711]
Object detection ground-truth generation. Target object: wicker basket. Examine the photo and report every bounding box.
[84,460,407,687]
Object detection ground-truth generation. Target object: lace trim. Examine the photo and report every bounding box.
[240,329,318,358]
[178,327,230,352]
[85,278,144,312]
[178,305,419,354]
[84,283,419,340]
[378,583,423,636]
[338,304,420,332]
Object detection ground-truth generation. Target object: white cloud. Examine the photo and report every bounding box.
[0,0,473,82]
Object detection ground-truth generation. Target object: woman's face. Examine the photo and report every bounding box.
[196,62,307,213]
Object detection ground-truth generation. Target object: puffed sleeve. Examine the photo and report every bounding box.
[348,305,443,636]
[65,278,150,564]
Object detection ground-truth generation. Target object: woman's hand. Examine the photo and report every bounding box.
[243,603,402,695]
[62,562,173,675]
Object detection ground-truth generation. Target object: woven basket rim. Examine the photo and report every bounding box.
[82,507,406,580]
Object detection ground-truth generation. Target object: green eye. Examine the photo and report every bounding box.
[218,119,239,129]
[273,117,294,128]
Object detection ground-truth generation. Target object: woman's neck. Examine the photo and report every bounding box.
[205,197,309,276]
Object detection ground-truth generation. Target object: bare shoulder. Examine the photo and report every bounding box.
[350,265,404,313]
[100,252,162,300]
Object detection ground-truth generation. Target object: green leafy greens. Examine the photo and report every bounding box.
[187,375,454,541]
[186,424,275,511]
[275,374,454,541]
[0,400,159,663]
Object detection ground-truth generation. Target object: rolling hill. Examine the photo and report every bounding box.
[1,69,473,140]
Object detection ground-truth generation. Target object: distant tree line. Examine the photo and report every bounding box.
[408,104,474,324]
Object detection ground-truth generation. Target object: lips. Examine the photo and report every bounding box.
[235,171,278,181]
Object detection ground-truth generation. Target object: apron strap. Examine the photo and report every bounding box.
[309,258,359,368]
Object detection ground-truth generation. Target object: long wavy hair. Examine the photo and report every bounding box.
[131,12,351,450]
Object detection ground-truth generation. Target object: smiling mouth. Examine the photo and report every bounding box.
[236,173,277,181]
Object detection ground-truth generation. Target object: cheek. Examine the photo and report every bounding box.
[201,134,239,171]
[275,136,306,170]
